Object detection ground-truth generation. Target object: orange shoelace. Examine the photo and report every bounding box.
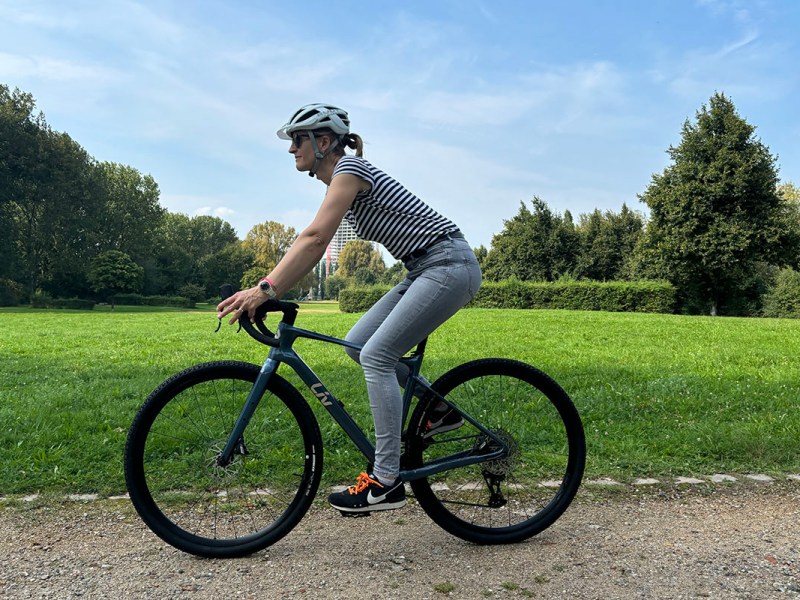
[347,472,382,495]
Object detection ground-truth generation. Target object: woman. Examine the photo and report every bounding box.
[217,103,481,513]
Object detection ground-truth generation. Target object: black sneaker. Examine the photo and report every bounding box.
[423,403,464,438]
[328,472,406,514]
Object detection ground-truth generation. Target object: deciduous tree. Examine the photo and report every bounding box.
[336,240,385,280]
[636,93,783,315]
[88,250,144,308]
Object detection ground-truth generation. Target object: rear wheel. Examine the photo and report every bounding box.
[407,358,585,544]
[124,361,322,558]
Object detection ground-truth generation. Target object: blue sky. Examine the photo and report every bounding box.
[1,0,798,256]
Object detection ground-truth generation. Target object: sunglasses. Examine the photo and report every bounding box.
[291,133,311,148]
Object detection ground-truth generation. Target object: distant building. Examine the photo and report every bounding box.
[324,219,381,275]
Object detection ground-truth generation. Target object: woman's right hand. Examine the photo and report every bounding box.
[216,287,265,325]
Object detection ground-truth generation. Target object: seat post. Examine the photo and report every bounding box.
[413,337,429,356]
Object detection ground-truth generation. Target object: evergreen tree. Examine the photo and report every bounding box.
[483,197,578,282]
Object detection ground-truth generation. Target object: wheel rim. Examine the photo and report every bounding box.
[410,365,584,535]
[135,372,313,546]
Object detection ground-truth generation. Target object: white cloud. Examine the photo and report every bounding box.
[197,206,236,219]
[0,52,120,82]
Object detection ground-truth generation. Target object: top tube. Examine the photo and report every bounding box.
[221,292,429,356]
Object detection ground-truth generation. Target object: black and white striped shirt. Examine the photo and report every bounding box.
[332,155,459,260]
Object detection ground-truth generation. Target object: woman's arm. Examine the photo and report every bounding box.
[217,173,366,323]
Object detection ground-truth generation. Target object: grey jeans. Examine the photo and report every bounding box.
[344,236,482,482]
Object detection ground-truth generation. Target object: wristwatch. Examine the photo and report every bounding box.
[259,278,277,299]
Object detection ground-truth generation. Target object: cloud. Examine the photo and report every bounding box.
[0,52,120,82]
[197,206,236,219]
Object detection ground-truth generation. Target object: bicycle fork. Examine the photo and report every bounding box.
[215,358,279,467]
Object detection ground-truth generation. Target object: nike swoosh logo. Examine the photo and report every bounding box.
[367,489,388,504]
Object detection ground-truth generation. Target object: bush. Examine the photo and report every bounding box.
[178,283,206,303]
[339,286,390,313]
[762,267,800,318]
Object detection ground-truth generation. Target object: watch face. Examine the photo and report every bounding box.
[259,280,274,296]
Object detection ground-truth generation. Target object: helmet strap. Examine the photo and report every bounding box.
[307,132,340,177]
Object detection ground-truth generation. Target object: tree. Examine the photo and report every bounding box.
[242,221,298,269]
[202,242,255,297]
[780,182,800,202]
[777,181,800,268]
[240,220,319,297]
[382,261,407,286]
[96,162,164,263]
[576,204,644,281]
[150,213,242,295]
[762,267,800,318]
[552,209,580,278]
[482,197,578,282]
[473,245,488,271]
[188,215,239,256]
[336,240,385,280]
[636,93,783,315]
[0,85,39,284]
[316,261,326,299]
[148,213,194,294]
[324,274,348,300]
[1,86,105,297]
[88,250,143,308]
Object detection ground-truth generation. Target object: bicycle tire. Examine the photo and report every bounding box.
[407,358,585,544]
[124,361,322,558]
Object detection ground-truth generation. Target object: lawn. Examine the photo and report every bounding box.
[1,304,798,496]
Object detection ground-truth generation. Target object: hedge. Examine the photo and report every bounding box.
[30,296,95,310]
[470,279,676,313]
[339,286,391,313]
[111,293,194,308]
[338,280,676,314]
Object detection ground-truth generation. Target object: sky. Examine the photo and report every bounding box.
[1,0,798,258]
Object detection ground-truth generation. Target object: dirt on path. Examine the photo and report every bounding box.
[1,483,798,599]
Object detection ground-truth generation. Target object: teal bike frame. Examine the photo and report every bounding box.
[216,318,509,482]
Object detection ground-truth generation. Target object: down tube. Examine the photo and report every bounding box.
[282,352,376,463]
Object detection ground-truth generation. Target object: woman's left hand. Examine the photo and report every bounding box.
[216,287,264,325]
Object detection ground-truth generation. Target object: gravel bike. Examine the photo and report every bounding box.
[124,289,586,558]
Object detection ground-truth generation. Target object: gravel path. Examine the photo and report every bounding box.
[1,483,798,599]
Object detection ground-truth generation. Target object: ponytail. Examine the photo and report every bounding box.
[342,133,364,157]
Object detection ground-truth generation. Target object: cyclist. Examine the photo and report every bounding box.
[217,103,481,513]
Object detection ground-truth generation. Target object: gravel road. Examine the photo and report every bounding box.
[1,482,798,599]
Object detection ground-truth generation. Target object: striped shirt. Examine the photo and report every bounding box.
[331,155,459,260]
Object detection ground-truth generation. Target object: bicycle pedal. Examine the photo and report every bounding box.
[339,511,371,518]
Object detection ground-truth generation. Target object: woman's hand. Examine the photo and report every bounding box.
[216,287,265,325]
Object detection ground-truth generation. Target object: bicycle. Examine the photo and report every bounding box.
[124,288,586,558]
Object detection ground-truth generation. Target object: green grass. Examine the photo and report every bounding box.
[1,306,799,496]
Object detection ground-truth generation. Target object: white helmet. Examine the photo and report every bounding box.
[276,103,350,139]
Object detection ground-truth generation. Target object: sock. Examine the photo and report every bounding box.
[374,474,396,487]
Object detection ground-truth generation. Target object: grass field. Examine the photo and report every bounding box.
[1,304,798,497]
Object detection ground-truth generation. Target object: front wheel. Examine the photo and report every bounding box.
[407,358,585,544]
[124,361,322,558]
